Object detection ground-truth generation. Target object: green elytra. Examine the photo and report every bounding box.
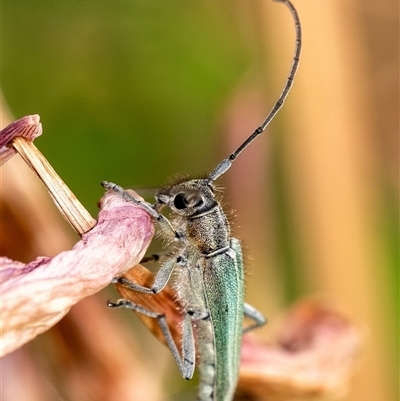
[103,1,301,400]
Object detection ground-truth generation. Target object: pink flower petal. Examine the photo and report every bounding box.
[0,190,154,356]
[0,115,42,164]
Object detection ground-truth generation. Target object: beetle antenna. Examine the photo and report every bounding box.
[208,0,302,182]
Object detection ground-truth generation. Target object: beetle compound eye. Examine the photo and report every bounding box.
[174,192,203,209]
[185,192,204,208]
[174,193,188,209]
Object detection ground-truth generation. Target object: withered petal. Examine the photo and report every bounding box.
[238,298,362,401]
[0,115,42,165]
[0,191,154,357]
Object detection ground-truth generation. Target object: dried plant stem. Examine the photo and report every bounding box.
[11,137,96,235]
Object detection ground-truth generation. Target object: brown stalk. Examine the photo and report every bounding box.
[11,137,96,235]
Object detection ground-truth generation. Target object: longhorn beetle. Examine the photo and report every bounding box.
[102,1,301,400]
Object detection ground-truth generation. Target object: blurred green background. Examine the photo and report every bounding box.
[1,1,398,401]
[2,0,260,212]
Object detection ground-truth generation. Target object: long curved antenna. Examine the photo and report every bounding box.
[208,0,302,181]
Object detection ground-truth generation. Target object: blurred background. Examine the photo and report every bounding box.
[1,0,398,400]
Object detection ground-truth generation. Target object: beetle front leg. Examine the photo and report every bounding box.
[102,181,184,241]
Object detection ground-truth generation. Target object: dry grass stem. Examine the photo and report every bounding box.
[1,114,96,235]
[11,137,96,235]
